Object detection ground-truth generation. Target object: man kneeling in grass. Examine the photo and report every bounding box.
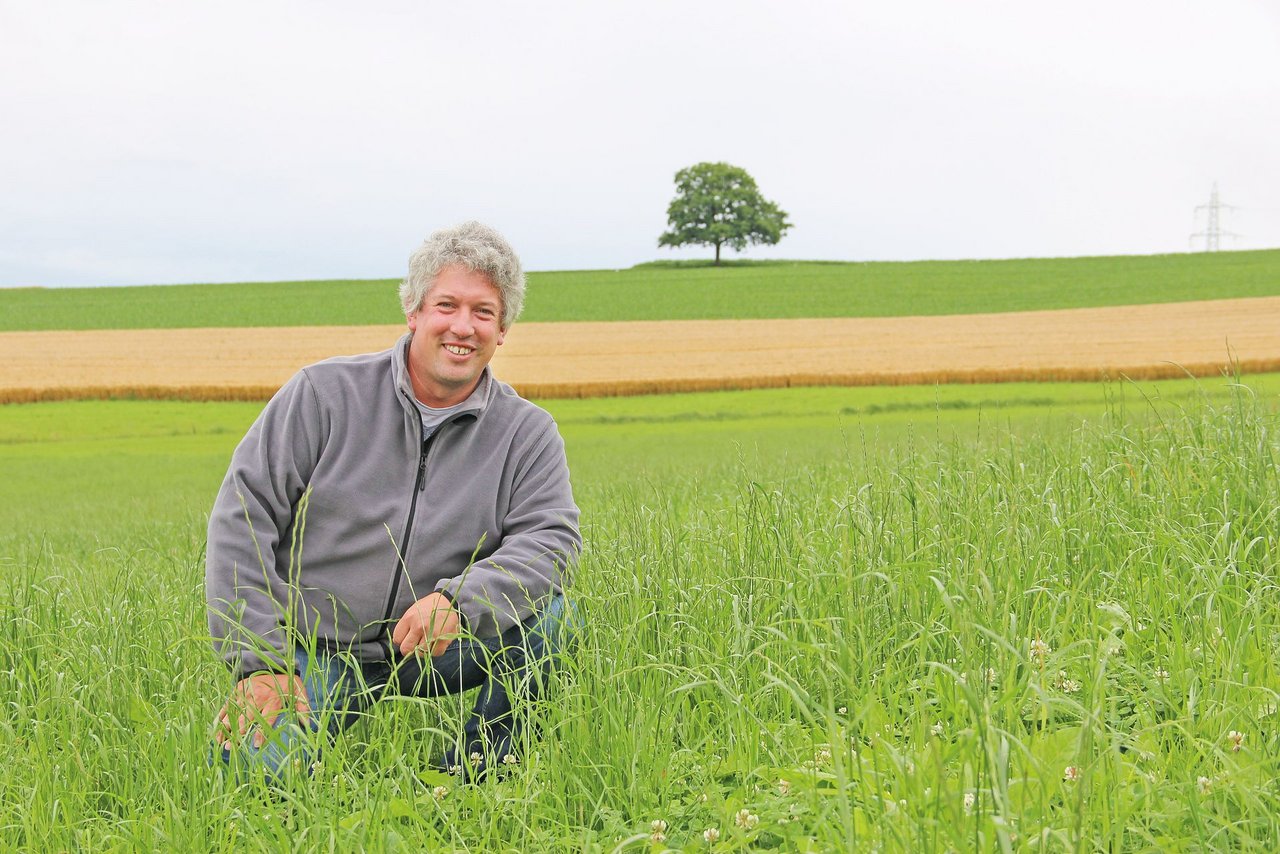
[205,221,580,781]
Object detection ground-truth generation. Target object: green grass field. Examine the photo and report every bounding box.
[4,375,1280,849]
[2,249,1278,331]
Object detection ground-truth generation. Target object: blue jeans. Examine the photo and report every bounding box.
[218,595,572,781]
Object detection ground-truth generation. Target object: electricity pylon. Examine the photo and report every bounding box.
[1190,182,1238,252]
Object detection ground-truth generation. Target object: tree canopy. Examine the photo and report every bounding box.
[658,162,792,265]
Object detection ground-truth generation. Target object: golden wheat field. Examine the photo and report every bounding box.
[4,296,1280,402]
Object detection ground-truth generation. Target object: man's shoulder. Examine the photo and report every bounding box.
[486,375,557,430]
[297,346,394,388]
[275,346,400,417]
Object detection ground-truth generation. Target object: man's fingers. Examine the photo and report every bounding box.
[218,674,309,751]
[215,711,230,748]
[431,634,453,657]
[399,625,422,657]
[294,696,311,730]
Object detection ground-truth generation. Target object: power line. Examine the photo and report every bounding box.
[1190,182,1239,251]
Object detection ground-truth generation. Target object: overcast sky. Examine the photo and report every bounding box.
[2,1,1278,288]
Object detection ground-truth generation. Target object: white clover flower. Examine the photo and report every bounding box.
[1197,775,1212,794]
[837,706,847,715]
[734,809,759,829]
[447,764,462,776]
[432,785,449,801]
[703,827,720,843]
[1029,639,1051,663]
[501,753,518,765]
[931,722,944,736]
[697,792,709,803]
[963,792,975,813]
[651,820,668,833]
[985,667,998,685]
[1045,668,1081,693]
[1063,766,1080,782]
[777,779,791,796]
[814,746,832,766]
[1154,666,1169,680]
[469,751,482,765]
[650,830,666,844]
[1227,730,1244,752]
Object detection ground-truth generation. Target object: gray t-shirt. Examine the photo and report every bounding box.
[411,397,466,440]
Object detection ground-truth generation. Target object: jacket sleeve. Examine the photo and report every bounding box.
[435,421,581,638]
[206,370,325,678]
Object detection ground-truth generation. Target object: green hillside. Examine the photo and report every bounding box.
[2,249,1278,332]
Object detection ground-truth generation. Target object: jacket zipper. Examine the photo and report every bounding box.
[380,425,437,655]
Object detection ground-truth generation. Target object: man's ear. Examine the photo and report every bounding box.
[407,313,418,332]
[496,326,506,346]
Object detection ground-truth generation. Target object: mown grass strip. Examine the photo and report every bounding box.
[2,249,1278,331]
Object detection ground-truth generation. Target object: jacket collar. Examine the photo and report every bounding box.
[392,332,492,424]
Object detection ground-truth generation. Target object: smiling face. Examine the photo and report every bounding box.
[405,265,507,407]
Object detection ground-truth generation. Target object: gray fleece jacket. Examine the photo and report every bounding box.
[205,334,580,678]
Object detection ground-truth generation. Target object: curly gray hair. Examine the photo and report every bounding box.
[399,221,525,327]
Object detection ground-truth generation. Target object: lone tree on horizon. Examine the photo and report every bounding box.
[658,162,792,265]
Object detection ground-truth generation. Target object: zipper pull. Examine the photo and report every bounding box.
[416,440,429,492]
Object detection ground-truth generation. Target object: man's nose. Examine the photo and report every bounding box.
[450,312,475,336]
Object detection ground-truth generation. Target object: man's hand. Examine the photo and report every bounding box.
[215,672,310,749]
[392,592,460,658]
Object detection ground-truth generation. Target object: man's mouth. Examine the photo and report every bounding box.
[443,344,474,356]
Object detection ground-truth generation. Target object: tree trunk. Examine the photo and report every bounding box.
[714,242,721,265]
